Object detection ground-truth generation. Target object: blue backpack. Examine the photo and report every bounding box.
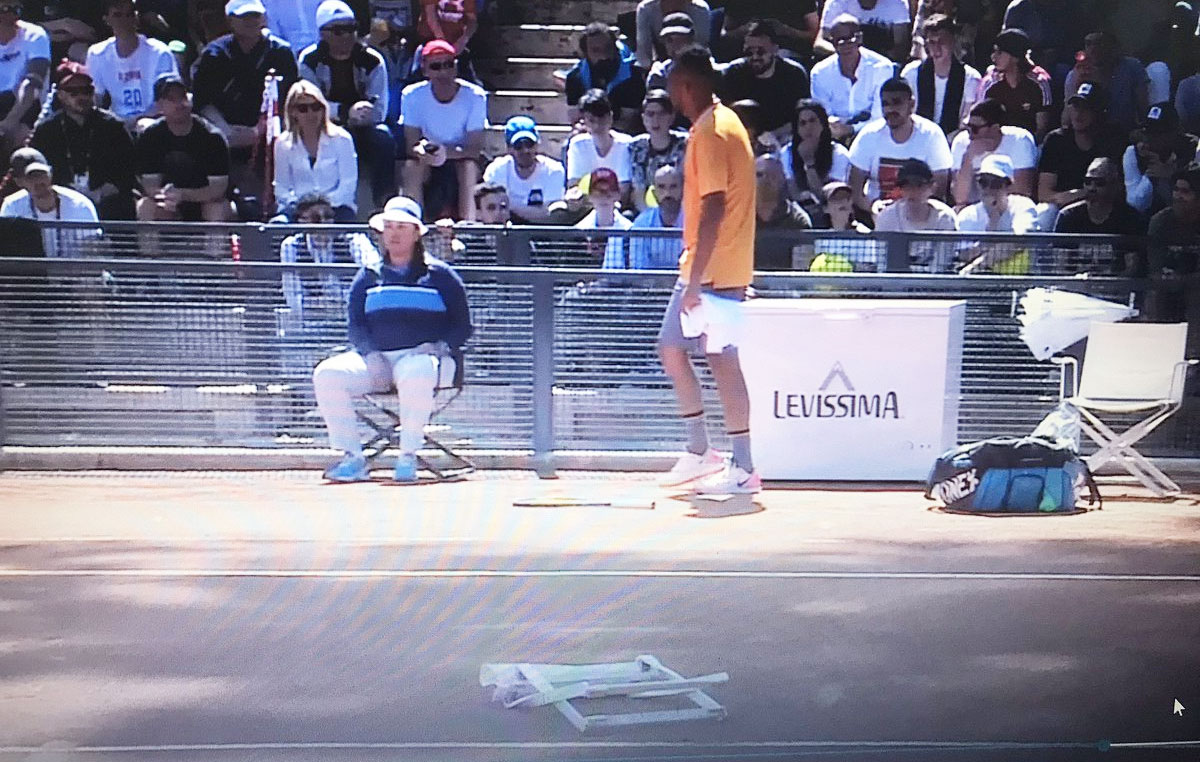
[926,436,1101,514]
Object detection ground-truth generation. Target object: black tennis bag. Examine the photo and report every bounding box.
[925,436,1100,513]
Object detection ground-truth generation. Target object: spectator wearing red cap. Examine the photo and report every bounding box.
[86,0,179,131]
[29,60,137,219]
[400,38,487,221]
[0,3,50,155]
[576,166,633,269]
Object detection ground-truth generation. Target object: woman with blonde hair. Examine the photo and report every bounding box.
[273,79,359,222]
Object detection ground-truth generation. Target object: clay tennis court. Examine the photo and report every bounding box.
[1,470,1199,762]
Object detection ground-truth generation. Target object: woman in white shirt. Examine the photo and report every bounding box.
[272,81,359,222]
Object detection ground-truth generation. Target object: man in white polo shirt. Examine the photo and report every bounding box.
[810,14,894,141]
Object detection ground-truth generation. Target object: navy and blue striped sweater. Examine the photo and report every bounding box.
[346,258,473,354]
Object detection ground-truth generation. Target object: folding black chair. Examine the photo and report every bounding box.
[356,347,476,481]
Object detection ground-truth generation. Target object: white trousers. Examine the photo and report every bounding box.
[313,347,451,456]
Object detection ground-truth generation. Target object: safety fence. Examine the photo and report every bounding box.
[0,223,1197,470]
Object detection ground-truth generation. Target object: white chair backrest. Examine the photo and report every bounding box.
[1078,322,1188,402]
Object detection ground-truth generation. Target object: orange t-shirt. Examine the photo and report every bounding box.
[679,100,756,289]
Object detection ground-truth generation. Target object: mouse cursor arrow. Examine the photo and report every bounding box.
[1174,699,1185,716]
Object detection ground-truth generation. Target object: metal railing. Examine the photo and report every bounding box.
[1,222,1197,472]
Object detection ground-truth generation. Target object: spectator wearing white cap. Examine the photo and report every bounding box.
[400,38,487,221]
[86,0,179,130]
[313,193,473,483]
[950,98,1036,206]
[956,154,1041,274]
[298,0,396,210]
[191,0,298,208]
[482,115,565,224]
[0,146,99,258]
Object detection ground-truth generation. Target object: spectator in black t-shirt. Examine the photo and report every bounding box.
[718,19,811,141]
[755,151,812,269]
[29,60,136,219]
[1145,163,1200,351]
[716,0,820,62]
[563,22,647,133]
[1037,82,1127,212]
[135,74,234,221]
[1054,157,1145,274]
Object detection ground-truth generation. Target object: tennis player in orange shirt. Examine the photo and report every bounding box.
[657,45,761,495]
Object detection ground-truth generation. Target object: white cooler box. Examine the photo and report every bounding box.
[740,299,966,481]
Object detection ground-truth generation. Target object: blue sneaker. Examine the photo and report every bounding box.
[393,453,419,483]
[323,454,369,483]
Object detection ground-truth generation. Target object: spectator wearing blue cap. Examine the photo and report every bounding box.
[481,116,565,223]
[298,0,396,210]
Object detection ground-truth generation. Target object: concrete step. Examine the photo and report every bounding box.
[482,123,570,162]
[493,25,585,58]
[488,89,571,129]
[477,56,575,91]
[504,0,637,25]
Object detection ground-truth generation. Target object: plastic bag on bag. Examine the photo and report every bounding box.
[1031,401,1082,452]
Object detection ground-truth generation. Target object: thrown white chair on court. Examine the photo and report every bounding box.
[1055,322,1197,497]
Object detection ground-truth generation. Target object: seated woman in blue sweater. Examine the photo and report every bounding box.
[313,195,473,483]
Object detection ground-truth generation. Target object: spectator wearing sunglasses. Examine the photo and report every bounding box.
[816,0,912,63]
[191,0,298,211]
[950,98,1036,206]
[0,1,50,154]
[272,80,358,221]
[1054,157,1145,275]
[956,154,1040,274]
[400,38,487,221]
[29,60,137,219]
[298,0,396,211]
[86,0,179,131]
[809,14,894,142]
[279,191,378,322]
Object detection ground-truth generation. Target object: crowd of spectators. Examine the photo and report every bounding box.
[0,0,1195,283]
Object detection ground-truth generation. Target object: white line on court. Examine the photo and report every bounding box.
[2,740,1197,755]
[0,569,1198,581]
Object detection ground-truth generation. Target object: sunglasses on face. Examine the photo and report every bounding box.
[292,102,323,113]
[62,85,94,96]
[1083,177,1108,187]
[427,59,456,71]
[977,176,1008,189]
[323,24,357,35]
[833,34,861,46]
